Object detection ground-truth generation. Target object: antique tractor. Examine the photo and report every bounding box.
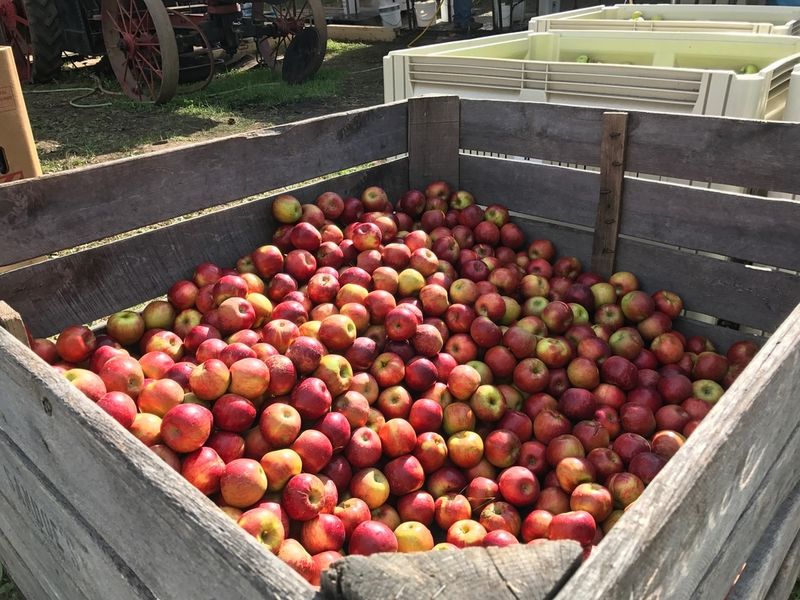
[0,0,327,102]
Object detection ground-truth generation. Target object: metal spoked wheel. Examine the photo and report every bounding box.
[101,0,179,103]
[258,0,326,84]
[168,7,215,92]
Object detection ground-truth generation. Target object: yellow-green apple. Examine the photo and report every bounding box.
[349,467,390,509]
[446,519,487,548]
[479,501,521,536]
[272,194,302,224]
[188,359,229,401]
[607,472,645,507]
[393,521,434,553]
[137,378,184,416]
[96,391,137,429]
[238,507,285,554]
[220,458,268,508]
[181,446,225,495]
[555,457,596,493]
[314,354,352,397]
[548,510,596,545]
[446,431,484,469]
[130,413,162,446]
[141,300,176,331]
[64,368,107,401]
[291,429,332,474]
[258,402,301,447]
[570,482,613,521]
[106,310,145,346]
[397,268,426,297]
[609,327,643,360]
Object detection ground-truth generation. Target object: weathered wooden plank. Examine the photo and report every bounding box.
[620,178,800,273]
[615,238,800,333]
[408,96,460,191]
[554,302,800,600]
[591,112,628,279]
[0,427,153,600]
[672,316,766,353]
[0,102,409,267]
[321,541,582,600]
[691,424,800,600]
[727,483,800,600]
[0,159,409,337]
[0,328,314,599]
[460,100,800,194]
[458,155,800,272]
[0,301,28,346]
[0,523,55,600]
[765,530,800,600]
[458,155,598,227]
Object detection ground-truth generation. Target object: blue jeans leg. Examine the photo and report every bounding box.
[453,0,472,25]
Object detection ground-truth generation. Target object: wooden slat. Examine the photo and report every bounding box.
[691,424,800,600]
[458,155,598,227]
[0,523,55,600]
[591,112,628,279]
[727,483,800,600]
[0,102,409,267]
[554,302,800,600]
[408,96,460,191]
[0,328,314,599]
[459,100,800,194]
[460,101,603,166]
[615,238,800,333]
[620,178,800,272]
[0,160,409,337]
[766,530,800,600]
[322,541,582,600]
[0,301,28,346]
[458,155,800,272]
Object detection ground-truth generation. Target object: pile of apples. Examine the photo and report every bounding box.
[36,182,759,585]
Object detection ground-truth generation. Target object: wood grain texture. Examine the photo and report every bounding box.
[408,96,460,191]
[555,302,800,600]
[0,301,28,346]
[321,541,582,600]
[615,238,800,333]
[765,530,800,600]
[727,483,800,600]
[691,423,800,600]
[0,102,408,267]
[0,160,409,337]
[460,99,800,194]
[0,328,315,599]
[458,155,800,272]
[591,112,628,279]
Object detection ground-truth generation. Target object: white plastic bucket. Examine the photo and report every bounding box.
[415,0,437,27]
[379,0,403,27]
[500,1,524,25]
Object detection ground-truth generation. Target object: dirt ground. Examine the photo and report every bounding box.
[23,25,504,173]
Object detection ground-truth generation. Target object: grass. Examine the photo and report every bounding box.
[24,40,376,172]
[0,564,23,600]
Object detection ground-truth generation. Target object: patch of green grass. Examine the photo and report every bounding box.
[792,577,800,600]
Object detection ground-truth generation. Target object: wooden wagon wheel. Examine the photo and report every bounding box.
[0,0,62,83]
[167,7,215,93]
[101,0,179,103]
[258,0,327,83]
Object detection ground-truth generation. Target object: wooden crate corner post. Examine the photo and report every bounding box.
[407,96,461,192]
[0,301,30,348]
[591,111,629,279]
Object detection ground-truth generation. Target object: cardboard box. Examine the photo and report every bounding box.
[0,46,41,182]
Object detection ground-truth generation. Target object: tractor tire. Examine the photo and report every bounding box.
[23,0,63,82]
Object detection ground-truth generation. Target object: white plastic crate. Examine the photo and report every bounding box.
[383,30,800,120]
[529,4,800,35]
